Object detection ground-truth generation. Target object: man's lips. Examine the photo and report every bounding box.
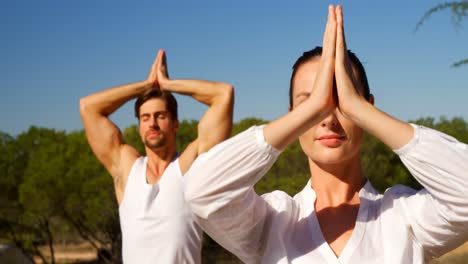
[146,131,160,137]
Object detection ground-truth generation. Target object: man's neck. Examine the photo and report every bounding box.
[145,146,177,184]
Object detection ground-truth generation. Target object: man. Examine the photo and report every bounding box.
[184,5,468,263]
[79,49,234,263]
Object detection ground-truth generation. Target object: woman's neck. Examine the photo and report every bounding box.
[309,154,366,206]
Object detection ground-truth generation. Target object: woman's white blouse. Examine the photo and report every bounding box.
[184,124,468,263]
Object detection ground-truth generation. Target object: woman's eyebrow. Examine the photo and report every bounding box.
[295,92,311,98]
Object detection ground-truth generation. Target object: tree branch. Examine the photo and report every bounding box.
[414,1,468,33]
[451,58,468,67]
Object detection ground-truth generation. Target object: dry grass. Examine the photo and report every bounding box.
[430,242,468,264]
[31,241,468,263]
[34,242,97,264]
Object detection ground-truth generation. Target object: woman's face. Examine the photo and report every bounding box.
[290,58,366,165]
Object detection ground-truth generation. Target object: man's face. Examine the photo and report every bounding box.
[138,98,178,150]
[290,58,366,165]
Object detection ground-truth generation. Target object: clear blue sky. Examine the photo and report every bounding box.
[1,0,467,136]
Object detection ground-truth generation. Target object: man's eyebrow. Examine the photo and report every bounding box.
[139,111,169,117]
[141,110,169,115]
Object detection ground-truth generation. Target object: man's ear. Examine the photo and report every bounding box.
[288,105,292,112]
[174,119,179,132]
[368,94,375,105]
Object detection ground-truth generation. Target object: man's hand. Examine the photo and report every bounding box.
[147,50,164,89]
[156,49,170,90]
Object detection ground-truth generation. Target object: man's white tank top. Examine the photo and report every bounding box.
[119,156,203,263]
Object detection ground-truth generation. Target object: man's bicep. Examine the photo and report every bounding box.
[196,102,233,154]
[82,113,126,172]
[178,140,199,175]
[179,105,232,174]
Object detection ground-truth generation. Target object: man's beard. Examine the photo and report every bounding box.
[143,132,167,149]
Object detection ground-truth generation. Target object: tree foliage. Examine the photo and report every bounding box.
[414,1,468,67]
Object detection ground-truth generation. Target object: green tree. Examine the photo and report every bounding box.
[61,130,119,263]
[18,128,70,264]
[176,120,198,151]
[0,132,16,214]
[255,140,309,196]
[0,131,37,263]
[1,116,466,263]
[123,125,145,155]
[231,117,267,136]
[362,132,419,193]
[364,116,468,193]
[0,127,69,263]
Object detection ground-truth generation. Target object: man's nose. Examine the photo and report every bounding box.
[149,116,159,128]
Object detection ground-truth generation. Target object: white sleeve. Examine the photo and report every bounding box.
[184,125,281,263]
[394,124,468,258]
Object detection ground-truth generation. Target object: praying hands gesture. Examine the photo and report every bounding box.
[264,5,413,151]
[147,49,234,174]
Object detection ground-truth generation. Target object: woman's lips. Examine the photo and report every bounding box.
[317,134,346,147]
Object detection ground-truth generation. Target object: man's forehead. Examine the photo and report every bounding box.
[139,100,169,114]
[140,98,167,108]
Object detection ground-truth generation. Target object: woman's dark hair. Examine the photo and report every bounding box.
[289,46,370,107]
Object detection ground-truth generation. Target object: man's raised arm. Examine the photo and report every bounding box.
[79,52,162,202]
[155,50,234,174]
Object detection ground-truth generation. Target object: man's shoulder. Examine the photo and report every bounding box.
[120,149,142,172]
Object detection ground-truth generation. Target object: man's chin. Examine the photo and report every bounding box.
[144,139,166,149]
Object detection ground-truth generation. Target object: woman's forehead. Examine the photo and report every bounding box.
[292,59,363,95]
[292,60,320,94]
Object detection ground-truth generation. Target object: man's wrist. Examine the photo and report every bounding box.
[159,78,173,92]
[140,80,155,90]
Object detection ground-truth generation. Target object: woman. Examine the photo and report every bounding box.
[184,5,468,263]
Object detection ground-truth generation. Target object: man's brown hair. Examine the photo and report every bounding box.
[134,89,178,120]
